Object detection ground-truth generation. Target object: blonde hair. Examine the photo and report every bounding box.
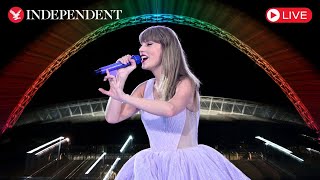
[139,25,201,101]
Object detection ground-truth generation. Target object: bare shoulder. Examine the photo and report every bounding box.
[177,77,195,89]
[131,79,149,97]
[178,77,198,112]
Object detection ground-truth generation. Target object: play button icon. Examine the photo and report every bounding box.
[266,8,280,22]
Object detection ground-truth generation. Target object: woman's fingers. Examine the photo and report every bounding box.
[104,75,114,82]
[98,88,110,96]
[128,59,136,67]
[104,70,116,81]
[116,54,131,65]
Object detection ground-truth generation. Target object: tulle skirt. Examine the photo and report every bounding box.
[115,144,250,180]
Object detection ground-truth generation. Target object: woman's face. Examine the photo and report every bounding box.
[139,41,162,71]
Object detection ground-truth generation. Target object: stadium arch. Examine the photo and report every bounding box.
[1,0,319,137]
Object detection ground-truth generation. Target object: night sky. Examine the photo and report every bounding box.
[0,0,319,114]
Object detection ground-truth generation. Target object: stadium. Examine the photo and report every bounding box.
[0,0,320,179]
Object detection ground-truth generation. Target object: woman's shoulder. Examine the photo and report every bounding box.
[178,76,195,88]
[137,78,154,88]
[178,76,200,112]
[133,78,155,95]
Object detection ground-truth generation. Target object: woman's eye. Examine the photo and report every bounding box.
[147,43,152,46]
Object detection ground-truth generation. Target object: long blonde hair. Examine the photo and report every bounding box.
[139,25,201,101]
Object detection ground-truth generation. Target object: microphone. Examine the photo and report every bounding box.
[94,55,142,75]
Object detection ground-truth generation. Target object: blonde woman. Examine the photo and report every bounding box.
[99,25,250,180]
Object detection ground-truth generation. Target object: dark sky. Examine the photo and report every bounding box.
[24,23,299,112]
[0,0,319,113]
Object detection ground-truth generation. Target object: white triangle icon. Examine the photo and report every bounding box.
[267,9,280,22]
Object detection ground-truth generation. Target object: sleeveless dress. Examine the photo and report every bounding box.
[115,78,250,180]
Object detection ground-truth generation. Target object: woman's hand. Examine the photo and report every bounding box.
[98,54,136,101]
[98,69,127,102]
[116,54,137,80]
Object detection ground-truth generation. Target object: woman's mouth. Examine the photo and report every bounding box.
[141,55,149,63]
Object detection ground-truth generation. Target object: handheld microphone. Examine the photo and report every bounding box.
[94,55,142,75]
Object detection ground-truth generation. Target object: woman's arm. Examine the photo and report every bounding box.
[99,55,142,124]
[103,81,146,124]
[122,78,195,117]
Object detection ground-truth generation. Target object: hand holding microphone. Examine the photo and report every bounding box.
[95,55,141,76]
[98,55,140,101]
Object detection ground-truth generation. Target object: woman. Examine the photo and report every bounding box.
[98,25,250,180]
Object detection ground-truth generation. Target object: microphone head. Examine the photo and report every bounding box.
[132,55,142,65]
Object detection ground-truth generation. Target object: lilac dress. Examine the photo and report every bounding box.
[115,78,250,180]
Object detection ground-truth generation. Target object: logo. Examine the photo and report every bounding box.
[266,7,312,23]
[8,6,24,23]
[7,6,122,23]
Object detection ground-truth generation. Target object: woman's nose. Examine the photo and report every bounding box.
[139,45,145,52]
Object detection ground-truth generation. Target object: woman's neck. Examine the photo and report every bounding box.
[151,67,161,88]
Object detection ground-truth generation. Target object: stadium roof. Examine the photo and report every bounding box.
[16,96,305,127]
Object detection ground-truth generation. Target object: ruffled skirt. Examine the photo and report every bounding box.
[115,144,250,180]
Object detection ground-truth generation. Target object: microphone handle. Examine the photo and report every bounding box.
[95,55,141,75]
[105,62,129,72]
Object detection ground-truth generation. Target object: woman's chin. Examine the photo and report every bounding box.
[141,64,148,70]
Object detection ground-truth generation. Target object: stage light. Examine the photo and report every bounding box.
[85,152,107,175]
[35,138,69,156]
[306,147,320,155]
[255,136,304,162]
[120,135,133,153]
[103,157,121,180]
[27,136,64,154]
